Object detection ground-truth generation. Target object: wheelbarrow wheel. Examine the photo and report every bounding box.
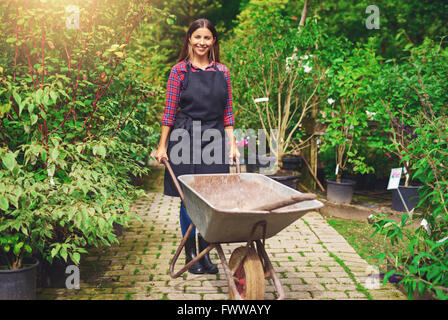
[228,246,265,300]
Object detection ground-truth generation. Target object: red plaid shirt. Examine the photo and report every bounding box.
[161,60,234,127]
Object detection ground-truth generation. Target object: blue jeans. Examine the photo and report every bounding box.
[180,202,196,238]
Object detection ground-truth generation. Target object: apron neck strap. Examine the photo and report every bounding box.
[187,59,217,71]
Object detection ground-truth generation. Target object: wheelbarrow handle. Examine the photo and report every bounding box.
[161,157,185,203]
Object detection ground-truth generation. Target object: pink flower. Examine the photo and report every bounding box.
[385,152,391,159]
[236,138,249,147]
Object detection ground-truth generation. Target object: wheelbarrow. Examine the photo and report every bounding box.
[162,158,323,300]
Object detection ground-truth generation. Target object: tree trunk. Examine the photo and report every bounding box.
[299,0,309,26]
[302,115,317,190]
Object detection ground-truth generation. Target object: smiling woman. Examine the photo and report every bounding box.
[192,30,213,58]
[154,18,239,276]
[180,19,219,67]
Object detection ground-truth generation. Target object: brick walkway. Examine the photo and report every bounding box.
[37,168,406,300]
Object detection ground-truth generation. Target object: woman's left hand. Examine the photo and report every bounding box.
[225,126,240,165]
[229,142,240,165]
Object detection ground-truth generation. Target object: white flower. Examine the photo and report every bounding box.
[303,63,312,73]
[47,168,55,185]
[366,110,377,119]
[327,98,335,105]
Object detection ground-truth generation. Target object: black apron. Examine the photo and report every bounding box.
[164,61,230,197]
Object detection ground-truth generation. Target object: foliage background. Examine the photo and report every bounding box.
[0,0,447,299]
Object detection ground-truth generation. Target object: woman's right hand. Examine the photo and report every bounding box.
[155,146,168,164]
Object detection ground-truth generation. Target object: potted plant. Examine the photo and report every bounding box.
[370,39,448,301]
[0,234,40,300]
[379,98,423,212]
[225,0,327,177]
[0,0,166,297]
[376,57,428,213]
[320,98,373,204]
[373,39,448,212]
[0,150,40,299]
[319,43,378,203]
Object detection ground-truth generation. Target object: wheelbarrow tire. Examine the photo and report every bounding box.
[228,246,265,300]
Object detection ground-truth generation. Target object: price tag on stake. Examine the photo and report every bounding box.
[388,167,411,213]
[387,168,402,190]
[421,219,431,236]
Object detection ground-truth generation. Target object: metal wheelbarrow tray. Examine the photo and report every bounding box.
[162,159,323,300]
[178,173,323,243]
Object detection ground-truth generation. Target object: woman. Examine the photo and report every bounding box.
[155,18,239,274]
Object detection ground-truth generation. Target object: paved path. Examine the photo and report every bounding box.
[37,168,406,300]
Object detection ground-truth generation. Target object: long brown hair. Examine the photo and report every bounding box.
[177,18,220,63]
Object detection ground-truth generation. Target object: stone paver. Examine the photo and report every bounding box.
[37,169,406,301]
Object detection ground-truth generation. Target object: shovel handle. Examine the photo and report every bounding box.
[252,193,317,212]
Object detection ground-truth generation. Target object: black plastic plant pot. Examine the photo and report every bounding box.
[245,155,277,172]
[38,256,76,288]
[246,163,257,173]
[281,155,302,171]
[269,172,302,190]
[245,154,258,173]
[326,178,356,204]
[0,257,39,300]
[392,185,421,212]
[257,155,277,168]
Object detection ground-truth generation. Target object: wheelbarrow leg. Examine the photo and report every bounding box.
[215,244,245,300]
[169,223,215,279]
[255,240,285,300]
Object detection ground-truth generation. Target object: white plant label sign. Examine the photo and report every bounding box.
[253,97,269,103]
[387,167,403,190]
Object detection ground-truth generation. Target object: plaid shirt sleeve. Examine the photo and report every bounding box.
[219,64,235,127]
[161,63,184,126]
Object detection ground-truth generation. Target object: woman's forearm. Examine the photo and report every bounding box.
[225,126,236,148]
[158,125,172,149]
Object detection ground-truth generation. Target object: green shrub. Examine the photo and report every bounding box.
[0,0,171,269]
[371,40,448,300]
[319,39,381,181]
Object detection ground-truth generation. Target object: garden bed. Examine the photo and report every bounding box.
[327,217,439,300]
[317,192,422,230]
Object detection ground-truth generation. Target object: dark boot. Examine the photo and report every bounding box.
[198,235,218,274]
[185,236,204,274]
